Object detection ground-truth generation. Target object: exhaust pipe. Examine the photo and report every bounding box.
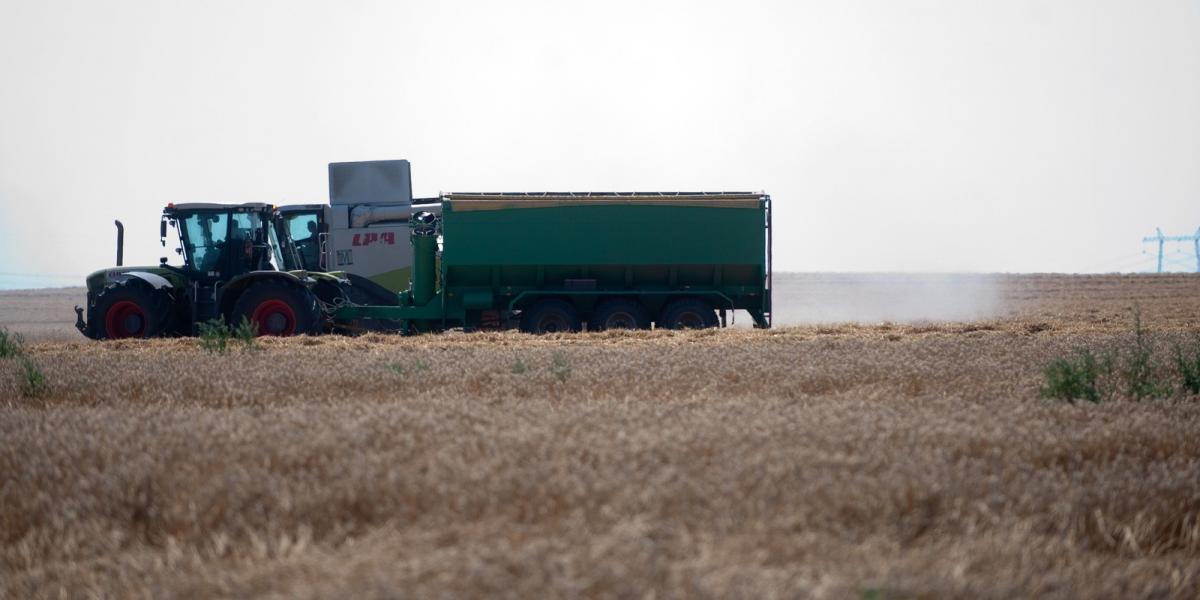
[409,212,438,306]
[410,229,437,306]
[114,220,125,266]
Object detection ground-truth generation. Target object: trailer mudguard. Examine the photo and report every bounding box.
[118,271,174,290]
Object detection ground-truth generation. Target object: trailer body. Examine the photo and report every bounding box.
[335,192,772,331]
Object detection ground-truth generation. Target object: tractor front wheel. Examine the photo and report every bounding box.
[92,282,173,340]
[230,280,320,337]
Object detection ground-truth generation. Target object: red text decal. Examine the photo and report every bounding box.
[352,232,396,247]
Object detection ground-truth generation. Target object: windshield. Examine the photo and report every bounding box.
[183,212,228,273]
[180,210,264,274]
[230,212,260,241]
[282,212,321,270]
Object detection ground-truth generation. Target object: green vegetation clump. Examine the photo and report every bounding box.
[1174,332,1200,395]
[19,356,47,398]
[0,326,24,359]
[1040,349,1112,403]
[197,318,231,354]
[198,317,259,354]
[194,316,267,355]
[1042,307,1188,403]
[1122,309,1169,400]
[233,317,258,350]
[1,326,47,398]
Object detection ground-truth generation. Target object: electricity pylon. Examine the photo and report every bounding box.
[1142,227,1200,273]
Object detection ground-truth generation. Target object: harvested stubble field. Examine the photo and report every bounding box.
[2,274,1200,598]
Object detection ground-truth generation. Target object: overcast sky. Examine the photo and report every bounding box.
[1,0,1198,285]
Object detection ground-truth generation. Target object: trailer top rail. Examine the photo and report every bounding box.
[443,192,769,211]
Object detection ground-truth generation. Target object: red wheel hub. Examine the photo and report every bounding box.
[251,299,297,336]
[104,300,146,339]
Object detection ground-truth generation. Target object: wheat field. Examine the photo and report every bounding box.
[2,274,1199,598]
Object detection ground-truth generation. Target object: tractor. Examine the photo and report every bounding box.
[75,202,347,339]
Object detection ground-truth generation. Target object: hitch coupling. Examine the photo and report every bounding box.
[74,305,89,337]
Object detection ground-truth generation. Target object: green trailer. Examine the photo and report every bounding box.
[334,192,772,333]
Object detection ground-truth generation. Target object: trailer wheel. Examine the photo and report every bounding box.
[520,299,581,334]
[660,298,719,329]
[93,282,173,340]
[591,298,650,331]
[230,280,320,336]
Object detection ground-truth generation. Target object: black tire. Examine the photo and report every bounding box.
[229,280,321,337]
[519,299,581,334]
[591,298,650,331]
[91,282,174,340]
[659,298,719,330]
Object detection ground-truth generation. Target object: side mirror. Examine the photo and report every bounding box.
[160,218,168,246]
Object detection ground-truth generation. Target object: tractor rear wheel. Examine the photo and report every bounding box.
[519,299,581,334]
[590,298,650,331]
[659,298,719,330]
[230,280,320,337]
[92,282,173,340]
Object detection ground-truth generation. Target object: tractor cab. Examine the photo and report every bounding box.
[271,204,327,272]
[164,203,275,279]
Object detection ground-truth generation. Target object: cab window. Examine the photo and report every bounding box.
[183,213,228,273]
[285,213,321,270]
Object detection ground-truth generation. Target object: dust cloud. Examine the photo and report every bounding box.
[766,273,1002,325]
